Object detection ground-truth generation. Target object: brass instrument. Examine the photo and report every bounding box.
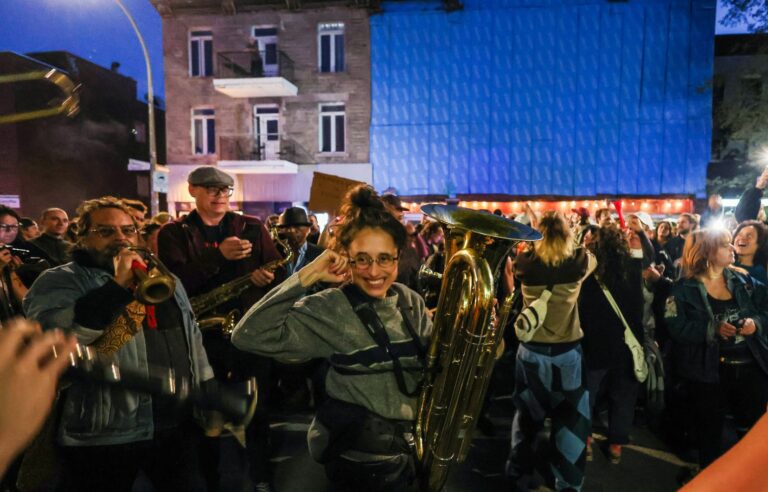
[416,204,541,491]
[56,342,257,426]
[190,225,294,336]
[0,54,81,124]
[128,247,176,305]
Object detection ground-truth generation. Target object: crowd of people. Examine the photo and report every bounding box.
[2,165,768,492]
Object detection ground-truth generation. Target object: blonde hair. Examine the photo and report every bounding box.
[681,229,731,279]
[534,212,574,266]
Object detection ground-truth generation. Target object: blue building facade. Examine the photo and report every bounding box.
[370,0,716,198]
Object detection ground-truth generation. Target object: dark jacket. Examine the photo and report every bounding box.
[579,258,644,370]
[296,242,324,272]
[29,233,72,266]
[665,268,768,383]
[735,186,764,224]
[158,210,283,309]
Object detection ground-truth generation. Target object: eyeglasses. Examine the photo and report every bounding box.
[204,186,234,197]
[0,224,19,232]
[348,253,399,270]
[89,225,139,238]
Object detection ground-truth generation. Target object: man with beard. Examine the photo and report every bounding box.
[158,166,282,491]
[666,213,698,265]
[24,196,214,491]
[30,208,72,266]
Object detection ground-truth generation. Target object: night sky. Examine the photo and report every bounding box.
[0,0,749,103]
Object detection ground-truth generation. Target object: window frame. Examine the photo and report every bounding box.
[318,103,346,153]
[189,30,213,77]
[191,107,216,155]
[317,22,345,73]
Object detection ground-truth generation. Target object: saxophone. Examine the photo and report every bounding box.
[191,225,294,336]
[415,204,541,492]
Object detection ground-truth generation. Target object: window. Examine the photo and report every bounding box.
[189,30,213,77]
[741,76,763,108]
[318,23,344,73]
[192,108,216,155]
[319,103,345,153]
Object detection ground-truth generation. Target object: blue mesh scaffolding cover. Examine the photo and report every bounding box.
[369,0,715,197]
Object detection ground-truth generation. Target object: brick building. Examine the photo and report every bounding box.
[0,51,164,217]
[150,0,377,218]
[708,34,768,197]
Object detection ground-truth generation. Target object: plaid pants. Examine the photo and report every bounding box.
[507,343,591,491]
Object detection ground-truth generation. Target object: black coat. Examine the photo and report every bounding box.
[579,258,644,370]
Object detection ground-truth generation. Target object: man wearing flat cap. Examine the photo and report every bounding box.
[276,207,324,276]
[157,166,282,491]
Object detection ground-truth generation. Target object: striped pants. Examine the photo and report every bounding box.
[506,343,591,491]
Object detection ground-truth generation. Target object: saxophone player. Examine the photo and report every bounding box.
[23,196,214,491]
[157,166,283,491]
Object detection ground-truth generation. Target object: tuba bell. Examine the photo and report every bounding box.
[415,205,541,491]
[128,247,176,305]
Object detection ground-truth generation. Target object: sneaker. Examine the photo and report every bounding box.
[586,436,593,462]
[608,444,622,464]
[254,482,272,492]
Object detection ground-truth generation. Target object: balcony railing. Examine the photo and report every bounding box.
[216,50,295,81]
[219,135,302,162]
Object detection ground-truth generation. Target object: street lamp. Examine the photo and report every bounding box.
[113,0,160,216]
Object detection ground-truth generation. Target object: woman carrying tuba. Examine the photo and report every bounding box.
[232,185,431,492]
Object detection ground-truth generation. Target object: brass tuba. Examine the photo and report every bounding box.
[415,205,541,492]
[128,247,176,305]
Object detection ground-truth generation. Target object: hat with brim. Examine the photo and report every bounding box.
[188,166,234,187]
[278,207,311,227]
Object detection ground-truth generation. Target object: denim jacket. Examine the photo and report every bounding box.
[665,268,768,383]
[24,262,214,446]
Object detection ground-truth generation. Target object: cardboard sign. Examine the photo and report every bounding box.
[308,172,364,214]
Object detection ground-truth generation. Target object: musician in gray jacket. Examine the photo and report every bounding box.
[24,196,213,492]
[232,185,432,492]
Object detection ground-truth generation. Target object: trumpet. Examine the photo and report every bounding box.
[127,246,176,305]
[0,53,81,125]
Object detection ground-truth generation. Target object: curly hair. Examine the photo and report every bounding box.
[534,212,574,267]
[593,225,630,286]
[74,196,137,244]
[733,220,768,268]
[336,185,407,252]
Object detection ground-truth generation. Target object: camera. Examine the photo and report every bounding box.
[0,244,42,264]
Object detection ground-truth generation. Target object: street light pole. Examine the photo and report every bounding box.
[113,0,159,216]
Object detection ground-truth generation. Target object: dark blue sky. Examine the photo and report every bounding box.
[0,0,747,102]
[1,0,163,100]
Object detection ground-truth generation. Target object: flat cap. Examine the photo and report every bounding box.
[187,166,234,187]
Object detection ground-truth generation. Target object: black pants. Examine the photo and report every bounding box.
[57,424,205,492]
[684,362,768,467]
[586,362,640,445]
[324,454,416,492]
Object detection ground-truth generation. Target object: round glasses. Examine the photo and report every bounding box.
[348,253,399,270]
[89,225,139,238]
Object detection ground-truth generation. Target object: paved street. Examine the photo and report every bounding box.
[262,396,691,492]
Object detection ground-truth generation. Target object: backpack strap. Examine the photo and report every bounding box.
[341,284,423,397]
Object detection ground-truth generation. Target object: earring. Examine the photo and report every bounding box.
[706,260,711,270]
